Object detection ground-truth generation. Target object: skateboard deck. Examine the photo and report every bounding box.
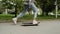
[21,22,40,26]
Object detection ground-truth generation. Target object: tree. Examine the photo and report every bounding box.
[2,0,24,16]
[57,0,60,10]
[39,0,56,16]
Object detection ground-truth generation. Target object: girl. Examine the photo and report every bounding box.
[12,0,39,25]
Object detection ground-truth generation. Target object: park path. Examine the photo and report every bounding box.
[0,20,60,34]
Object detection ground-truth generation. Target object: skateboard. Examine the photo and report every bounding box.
[21,22,40,26]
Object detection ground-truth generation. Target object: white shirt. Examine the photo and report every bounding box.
[23,0,34,5]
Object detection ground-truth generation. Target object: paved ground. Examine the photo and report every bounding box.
[0,20,60,34]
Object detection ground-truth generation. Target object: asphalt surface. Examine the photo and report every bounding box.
[0,20,60,34]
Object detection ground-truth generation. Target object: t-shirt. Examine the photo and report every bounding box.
[23,0,34,5]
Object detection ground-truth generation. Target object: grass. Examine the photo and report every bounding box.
[0,14,14,20]
[0,14,60,22]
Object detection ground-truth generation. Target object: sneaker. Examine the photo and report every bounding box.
[12,18,17,24]
[33,20,38,24]
[33,20,40,26]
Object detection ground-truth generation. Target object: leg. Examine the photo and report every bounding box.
[30,3,38,24]
[12,5,29,24]
[16,5,29,18]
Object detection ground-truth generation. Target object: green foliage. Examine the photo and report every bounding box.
[2,0,24,10]
[39,0,56,16]
[1,0,60,15]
